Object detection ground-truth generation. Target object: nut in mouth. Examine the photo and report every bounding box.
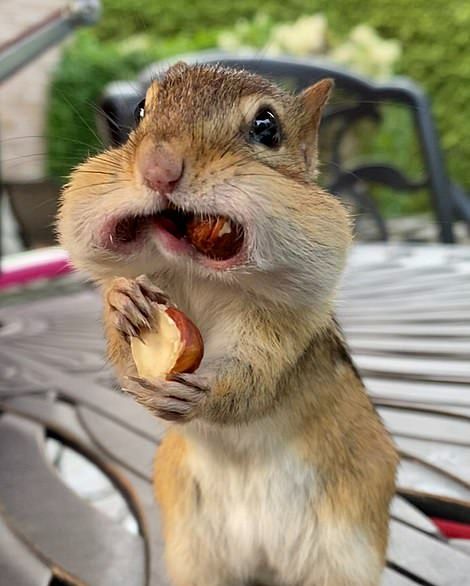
[106,203,245,262]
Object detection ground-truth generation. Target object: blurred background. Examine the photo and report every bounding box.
[1,0,470,253]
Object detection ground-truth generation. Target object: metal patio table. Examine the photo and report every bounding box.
[1,243,470,586]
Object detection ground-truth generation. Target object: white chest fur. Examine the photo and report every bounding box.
[182,421,381,586]
[184,423,318,583]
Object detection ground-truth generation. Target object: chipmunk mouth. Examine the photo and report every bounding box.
[103,204,245,265]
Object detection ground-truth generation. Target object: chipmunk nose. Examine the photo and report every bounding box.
[139,144,184,195]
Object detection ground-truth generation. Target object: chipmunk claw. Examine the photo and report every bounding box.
[106,275,169,340]
[124,374,209,422]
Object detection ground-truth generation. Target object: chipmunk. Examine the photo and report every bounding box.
[58,62,398,586]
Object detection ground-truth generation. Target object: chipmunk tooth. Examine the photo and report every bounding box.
[218,219,233,236]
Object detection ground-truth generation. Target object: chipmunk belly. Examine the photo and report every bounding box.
[185,427,319,581]
[180,422,382,586]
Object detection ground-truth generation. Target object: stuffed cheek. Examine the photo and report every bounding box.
[60,199,106,267]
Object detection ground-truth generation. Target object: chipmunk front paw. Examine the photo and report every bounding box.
[124,373,210,422]
[106,275,169,339]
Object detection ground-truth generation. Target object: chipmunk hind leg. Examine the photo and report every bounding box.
[155,432,242,586]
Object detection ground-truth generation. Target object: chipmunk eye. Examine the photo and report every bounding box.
[134,99,146,124]
[249,108,281,148]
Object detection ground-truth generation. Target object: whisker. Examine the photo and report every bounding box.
[0,135,99,150]
[64,180,129,195]
[55,88,105,148]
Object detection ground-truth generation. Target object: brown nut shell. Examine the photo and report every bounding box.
[130,305,204,379]
[164,307,204,374]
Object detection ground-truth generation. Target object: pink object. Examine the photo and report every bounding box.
[0,248,73,290]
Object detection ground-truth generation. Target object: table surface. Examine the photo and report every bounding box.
[1,243,470,586]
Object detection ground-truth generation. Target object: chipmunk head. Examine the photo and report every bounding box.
[58,62,351,306]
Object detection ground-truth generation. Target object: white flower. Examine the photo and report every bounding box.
[215,12,401,81]
[331,24,401,79]
[217,31,243,52]
[268,14,328,57]
[350,24,379,48]
[373,41,401,66]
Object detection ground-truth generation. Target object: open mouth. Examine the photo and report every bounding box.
[106,204,245,263]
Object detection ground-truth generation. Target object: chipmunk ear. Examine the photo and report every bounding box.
[301,78,334,122]
[299,78,334,173]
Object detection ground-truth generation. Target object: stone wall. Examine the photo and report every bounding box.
[0,1,66,181]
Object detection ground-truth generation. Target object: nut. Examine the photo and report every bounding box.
[130,305,204,379]
[186,216,243,260]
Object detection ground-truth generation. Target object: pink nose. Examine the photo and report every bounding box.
[139,145,184,195]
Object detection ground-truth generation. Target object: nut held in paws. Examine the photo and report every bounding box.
[130,305,204,379]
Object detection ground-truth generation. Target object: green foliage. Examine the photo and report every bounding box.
[47,0,470,217]
[93,0,331,41]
